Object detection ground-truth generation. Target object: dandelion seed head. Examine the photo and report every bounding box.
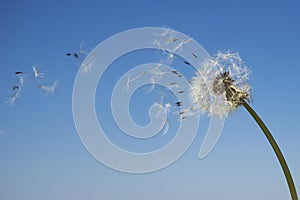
[189,51,251,117]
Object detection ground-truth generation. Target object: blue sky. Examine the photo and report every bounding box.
[0,0,300,199]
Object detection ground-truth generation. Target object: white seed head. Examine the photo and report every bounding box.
[189,51,251,117]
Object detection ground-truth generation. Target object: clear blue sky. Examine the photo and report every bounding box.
[0,0,299,199]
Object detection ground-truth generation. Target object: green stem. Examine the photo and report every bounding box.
[241,100,298,200]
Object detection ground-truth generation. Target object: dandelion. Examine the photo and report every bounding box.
[189,51,251,117]
[189,51,298,200]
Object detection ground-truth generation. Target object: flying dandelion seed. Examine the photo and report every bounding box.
[168,82,181,89]
[152,101,172,135]
[145,77,157,93]
[81,53,97,74]
[67,41,90,60]
[6,90,21,105]
[184,61,191,65]
[176,101,182,107]
[156,27,177,43]
[155,28,198,65]
[12,85,19,91]
[14,71,26,87]
[19,76,25,87]
[149,63,169,78]
[153,102,169,118]
[131,72,146,82]
[79,41,90,55]
[123,72,145,94]
[32,65,46,79]
[37,81,58,95]
[173,38,192,52]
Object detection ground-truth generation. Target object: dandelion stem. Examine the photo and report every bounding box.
[241,100,298,200]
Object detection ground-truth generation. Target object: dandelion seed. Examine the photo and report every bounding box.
[163,103,172,113]
[12,85,19,91]
[6,95,18,105]
[19,76,25,87]
[165,52,175,63]
[6,90,21,105]
[169,82,179,87]
[123,72,146,93]
[181,116,187,120]
[171,70,183,77]
[81,53,97,74]
[37,81,58,95]
[67,42,90,60]
[73,53,79,58]
[153,102,166,118]
[176,101,182,106]
[15,71,25,86]
[192,53,198,59]
[157,28,177,42]
[82,62,93,74]
[178,107,198,120]
[184,61,191,65]
[153,39,163,50]
[32,65,45,79]
[79,41,89,55]
[66,52,80,58]
[146,77,156,93]
[173,38,192,52]
[131,72,146,81]
[149,64,169,78]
